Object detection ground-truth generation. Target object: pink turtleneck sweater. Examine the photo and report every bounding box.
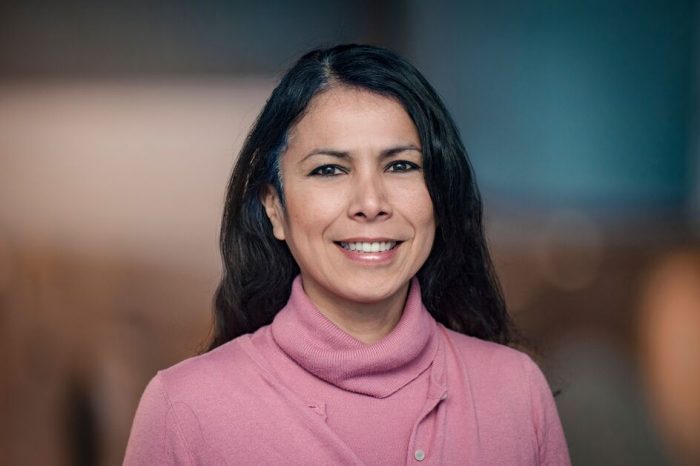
[124,277,570,465]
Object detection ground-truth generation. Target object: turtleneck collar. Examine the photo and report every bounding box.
[270,276,439,398]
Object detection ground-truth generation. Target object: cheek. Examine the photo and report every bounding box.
[283,186,344,237]
[393,183,436,231]
[417,191,436,227]
[416,199,437,262]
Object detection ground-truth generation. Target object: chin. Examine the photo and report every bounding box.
[334,280,408,304]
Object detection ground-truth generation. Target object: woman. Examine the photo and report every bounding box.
[124,44,570,465]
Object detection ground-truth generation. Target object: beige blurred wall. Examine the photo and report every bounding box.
[0,79,273,466]
[0,78,273,272]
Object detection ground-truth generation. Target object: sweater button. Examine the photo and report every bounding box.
[414,449,426,461]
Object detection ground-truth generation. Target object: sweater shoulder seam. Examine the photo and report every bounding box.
[155,372,197,465]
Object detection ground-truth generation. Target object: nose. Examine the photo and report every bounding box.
[347,171,392,222]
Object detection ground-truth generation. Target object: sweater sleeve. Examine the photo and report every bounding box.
[525,357,571,466]
[123,373,194,466]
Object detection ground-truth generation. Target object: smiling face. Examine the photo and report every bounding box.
[262,86,436,318]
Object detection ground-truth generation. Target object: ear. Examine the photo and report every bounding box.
[261,185,286,241]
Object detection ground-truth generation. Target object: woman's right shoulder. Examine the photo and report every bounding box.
[152,333,268,404]
[124,334,273,464]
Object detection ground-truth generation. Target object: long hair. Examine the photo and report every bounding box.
[207,44,513,351]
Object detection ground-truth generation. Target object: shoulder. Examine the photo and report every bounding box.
[438,327,571,465]
[442,327,569,465]
[440,325,538,378]
[154,333,267,404]
[438,325,554,409]
[124,335,265,465]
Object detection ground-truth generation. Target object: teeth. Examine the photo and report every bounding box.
[340,241,397,253]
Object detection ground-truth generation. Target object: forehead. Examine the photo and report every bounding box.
[284,86,420,154]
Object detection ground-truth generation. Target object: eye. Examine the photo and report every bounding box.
[386,160,420,172]
[308,164,346,177]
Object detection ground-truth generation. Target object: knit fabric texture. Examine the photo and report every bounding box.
[124,276,571,465]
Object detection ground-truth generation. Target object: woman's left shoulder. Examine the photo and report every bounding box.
[437,328,571,464]
[438,325,547,391]
[440,326,534,367]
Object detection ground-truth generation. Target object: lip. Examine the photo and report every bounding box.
[335,237,400,243]
[334,239,402,264]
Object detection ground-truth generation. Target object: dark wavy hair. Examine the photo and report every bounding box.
[207,44,513,351]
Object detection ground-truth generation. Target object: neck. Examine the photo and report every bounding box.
[301,281,410,345]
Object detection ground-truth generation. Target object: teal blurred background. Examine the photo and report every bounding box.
[1,1,698,465]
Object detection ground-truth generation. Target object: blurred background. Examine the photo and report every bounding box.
[0,0,698,465]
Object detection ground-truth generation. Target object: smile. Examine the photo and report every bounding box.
[338,241,399,253]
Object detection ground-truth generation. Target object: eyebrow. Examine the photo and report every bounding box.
[301,144,422,162]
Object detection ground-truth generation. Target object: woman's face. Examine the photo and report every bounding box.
[263,86,435,313]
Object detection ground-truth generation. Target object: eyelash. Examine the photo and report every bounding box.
[386,160,420,172]
[308,160,421,177]
[309,165,347,177]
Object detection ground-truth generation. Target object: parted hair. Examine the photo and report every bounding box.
[207,44,513,351]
